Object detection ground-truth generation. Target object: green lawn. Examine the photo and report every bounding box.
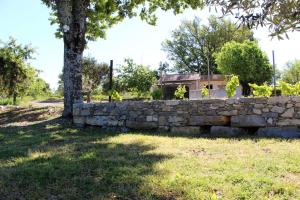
[0,107,299,200]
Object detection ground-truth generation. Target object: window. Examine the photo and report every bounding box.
[206,84,213,89]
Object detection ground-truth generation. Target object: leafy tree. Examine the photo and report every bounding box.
[226,75,240,98]
[249,83,273,97]
[201,87,209,98]
[215,41,272,96]
[162,16,254,74]
[82,56,109,102]
[0,38,35,104]
[174,85,187,99]
[26,69,51,98]
[118,59,157,97]
[281,60,300,84]
[42,0,205,117]
[206,0,300,38]
[57,56,109,102]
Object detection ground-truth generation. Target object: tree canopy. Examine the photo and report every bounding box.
[281,60,300,84]
[206,0,300,38]
[0,38,38,104]
[118,59,157,97]
[215,41,272,96]
[57,56,109,102]
[162,16,254,74]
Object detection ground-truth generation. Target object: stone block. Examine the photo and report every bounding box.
[73,116,86,126]
[171,126,201,134]
[189,116,230,126]
[86,116,109,126]
[267,96,290,104]
[270,106,285,113]
[231,115,266,127]
[281,108,294,118]
[126,121,158,130]
[165,100,180,106]
[277,119,300,127]
[210,126,248,137]
[218,110,238,116]
[253,109,262,115]
[257,127,300,139]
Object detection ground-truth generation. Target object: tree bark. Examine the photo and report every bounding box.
[86,92,91,103]
[56,0,89,117]
[241,81,251,96]
[13,93,17,105]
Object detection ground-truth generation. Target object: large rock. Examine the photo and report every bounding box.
[126,121,158,130]
[231,115,266,127]
[257,127,300,139]
[281,108,294,118]
[277,119,300,126]
[171,126,201,134]
[210,126,248,137]
[189,116,230,126]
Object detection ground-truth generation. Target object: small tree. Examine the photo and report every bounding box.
[118,59,157,97]
[249,83,273,97]
[162,16,254,74]
[226,75,240,98]
[281,60,300,84]
[0,38,35,104]
[174,85,187,99]
[201,88,209,98]
[216,41,272,96]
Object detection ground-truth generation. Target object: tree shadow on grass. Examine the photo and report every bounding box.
[0,118,173,200]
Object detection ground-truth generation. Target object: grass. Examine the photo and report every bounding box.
[0,106,299,199]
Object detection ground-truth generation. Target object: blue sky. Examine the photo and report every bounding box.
[0,0,299,89]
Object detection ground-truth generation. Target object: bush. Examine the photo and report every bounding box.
[109,90,122,101]
[201,88,209,97]
[226,75,240,98]
[151,87,162,100]
[0,98,14,105]
[249,83,273,97]
[278,81,295,96]
[174,85,187,99]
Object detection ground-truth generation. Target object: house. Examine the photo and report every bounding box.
[158,73,242,99]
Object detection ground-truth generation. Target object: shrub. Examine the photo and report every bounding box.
[201,88,209,97]
[174,85,187,99]
[278,81,295,96]
[0,98,14,105]
[151,87,162,100]
[108,90,122,101]
[226,75,240,98]
[249,83,273,97]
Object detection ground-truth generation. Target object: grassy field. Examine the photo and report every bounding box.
[0,106,299,200]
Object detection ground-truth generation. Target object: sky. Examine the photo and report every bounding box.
[0,0,299,90]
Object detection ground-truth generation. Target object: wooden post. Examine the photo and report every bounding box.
[109,60,113,102]
[272,50,276,96]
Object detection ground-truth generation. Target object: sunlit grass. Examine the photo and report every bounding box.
[0,107,299,199]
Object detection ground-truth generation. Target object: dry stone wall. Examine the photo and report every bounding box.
[73,96,300,138]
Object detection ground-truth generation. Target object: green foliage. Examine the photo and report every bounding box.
[174,85,187,99]
[57,56,109,102]
[108,90,122,101]
[215,41,272,96]
[42,0,204,41]
[151,87,163,100]
[0,38,47,104]
[201,88,209,97]
[0,98,15,105]
[278,81,300,96]
[118,59,157,97]
[162,16,254,73]
[226,75,240,98]
[249,83,273,97]
[205,0,300,38]
[281,60,300,84]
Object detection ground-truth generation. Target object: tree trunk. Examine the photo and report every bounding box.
[13,93,17,105]
[241,82,251,96]
[56,0,89,117]
[86,92,91,103]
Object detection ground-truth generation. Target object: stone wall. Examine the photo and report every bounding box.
[73,96,300,138]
